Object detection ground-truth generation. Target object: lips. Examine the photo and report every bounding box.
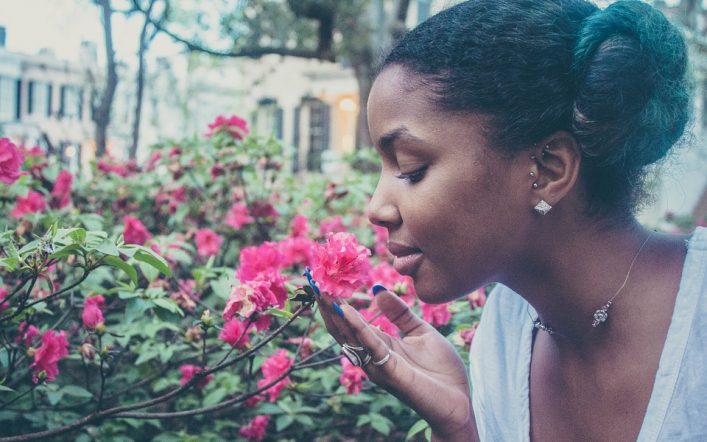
[388,242,423,276]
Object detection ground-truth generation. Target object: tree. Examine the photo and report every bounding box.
[132,0,417,149]
[92,0,119,157]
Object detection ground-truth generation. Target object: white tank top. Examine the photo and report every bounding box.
[470,227,707,441]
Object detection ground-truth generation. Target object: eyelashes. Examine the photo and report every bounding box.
[396,165,428,184]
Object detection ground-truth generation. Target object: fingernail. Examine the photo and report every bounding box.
[372,284,387,295]
[332,302,344,318]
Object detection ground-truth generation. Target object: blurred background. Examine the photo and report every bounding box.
[0,0,705,223]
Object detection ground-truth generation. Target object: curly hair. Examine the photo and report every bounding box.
[381,0,691,219]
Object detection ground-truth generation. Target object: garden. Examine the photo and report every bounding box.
[0,116,486,441]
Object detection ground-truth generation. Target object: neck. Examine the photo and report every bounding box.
[505,220,653,348]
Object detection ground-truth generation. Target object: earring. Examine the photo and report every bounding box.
[529,172,535,177]
[533,200,552,215]
[532,182,538,188]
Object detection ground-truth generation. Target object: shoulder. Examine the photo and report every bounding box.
[469,283,529,387]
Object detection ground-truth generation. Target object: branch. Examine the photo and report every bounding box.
[130,0,324,60]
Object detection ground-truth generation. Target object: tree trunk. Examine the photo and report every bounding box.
[94,0,118,158]
[353,59,373,149]
[129,0,157,160]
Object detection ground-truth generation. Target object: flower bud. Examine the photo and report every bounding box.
[185,325,203,343]
[80,343,96,360]
[200,310,215,328]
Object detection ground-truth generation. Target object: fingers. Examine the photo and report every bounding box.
[317,294,358,346]
[374,289,433,336]
[338,303,398,379]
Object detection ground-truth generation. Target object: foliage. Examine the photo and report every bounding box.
[0,125,484,441]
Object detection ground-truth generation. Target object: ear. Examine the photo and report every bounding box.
[529,131,581,208]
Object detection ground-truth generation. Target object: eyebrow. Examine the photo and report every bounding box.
[377,126,425,153]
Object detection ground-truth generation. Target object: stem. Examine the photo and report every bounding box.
[97,335,106,411]
[0,384,37,410]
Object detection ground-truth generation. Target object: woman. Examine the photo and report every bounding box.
[318,0,705,441]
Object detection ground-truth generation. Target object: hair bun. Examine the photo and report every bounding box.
[572,0,690,169]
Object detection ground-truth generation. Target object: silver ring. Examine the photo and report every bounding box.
[372,352,391,366]
[341,346,364,367]
[342,343,365,352]
[360,352,372,367]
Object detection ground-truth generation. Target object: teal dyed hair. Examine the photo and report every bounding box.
[383,0,692,220]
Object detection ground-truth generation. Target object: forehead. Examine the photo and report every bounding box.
[367,65,491,152]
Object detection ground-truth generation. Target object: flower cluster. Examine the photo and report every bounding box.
[0,137,23,185]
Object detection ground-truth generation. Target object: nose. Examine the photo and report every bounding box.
[367,174,401,229]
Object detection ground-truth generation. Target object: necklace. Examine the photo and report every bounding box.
[531,230,654,336]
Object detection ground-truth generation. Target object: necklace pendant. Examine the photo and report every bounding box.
[592,301,612,327]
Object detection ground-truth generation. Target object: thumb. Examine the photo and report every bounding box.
[372,285,433,336]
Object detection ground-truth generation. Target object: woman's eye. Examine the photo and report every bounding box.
[396,165,428,184]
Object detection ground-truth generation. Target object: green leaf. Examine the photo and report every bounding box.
[80,213,104,230]
[0,385,15,394]
[49,244,82,259]
[275,414,294,432]
[104,256,138,285]
[61,385,93,399]
[152,298,184,317]
[267,308,293,319]
[370,416,392,436]
[406,419,430,441]
[203,388,227,406]
[68,228,87,244]
[46,389,63,406]
[134,248,171,277]
[18,239,40,256]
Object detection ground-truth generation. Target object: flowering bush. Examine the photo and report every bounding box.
[0,123,486,441]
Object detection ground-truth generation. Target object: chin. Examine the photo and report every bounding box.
[412,278,465,304]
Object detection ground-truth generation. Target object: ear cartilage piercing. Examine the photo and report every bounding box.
[529,172,535,177]
[532,183,539,188]
[533,200,553,215]
[530,154,537,160]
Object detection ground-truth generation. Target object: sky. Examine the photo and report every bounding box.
[0,0,184,66]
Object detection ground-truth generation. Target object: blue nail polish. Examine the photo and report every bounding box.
[332,303,344,318]
[372,284,387,295]
[303,267,321,296]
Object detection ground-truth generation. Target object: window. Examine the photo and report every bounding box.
[0,76,18,122]
[29,81,49,117]
[59,85,82,120]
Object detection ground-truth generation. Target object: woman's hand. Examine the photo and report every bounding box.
[318,288,478,442]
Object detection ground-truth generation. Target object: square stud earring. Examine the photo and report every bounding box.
[533,200,552,215]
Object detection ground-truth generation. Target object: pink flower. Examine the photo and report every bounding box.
[82,295,105,330]
[372,224,390,257]
[0,137,24,185]
[123,216,151,245]
[287,336,313,359]
[340,355,367,395]
[50,170,73,208]
[15,321,39,347]
[237,242,285,281]
[210,164,225,178]
[319,216,346,236]
[239,415,270,441]
[310,232,371,299]
[195,228,223,257]
[179,364,213,389]
[223,276,287,320]
[11,190,46,218]
[368,262,416,298]
[31,330,69,383]
[290,214,310,238]
[257,349,293,402]
[170,279,198,312]
[156,186,187,214]
[146,151,162,171]
[459,325,478,350]
[205,114,249,140]
[219,318,250,349]
[420,302,453,327]
[0,286,8,312]
[225,203,254,230]
[467,288,486,310]
[251,314,271,332]
[277,236,315,268]
[250,200,279,221]
[361,307,400,337]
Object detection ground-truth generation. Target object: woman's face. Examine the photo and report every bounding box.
[367,65,532,303]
